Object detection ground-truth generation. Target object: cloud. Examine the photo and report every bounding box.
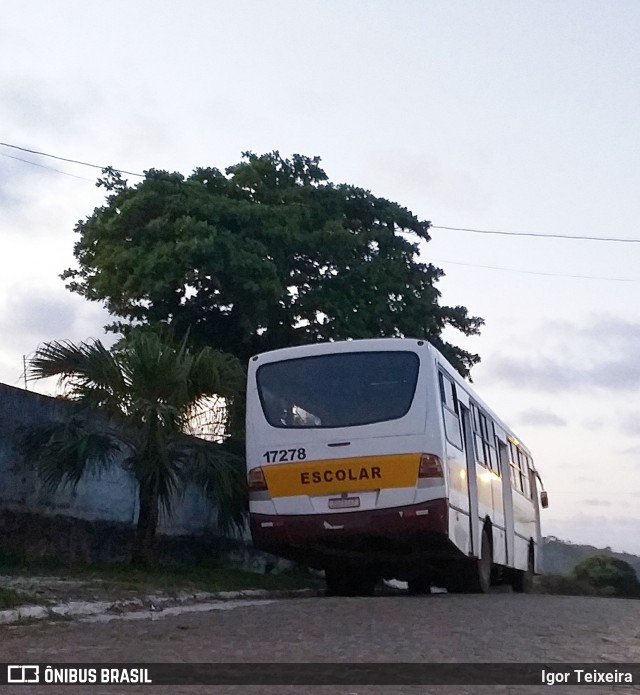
[0,290,76,350]
[488,354,640,392]
[582,499,612,507]
[0,78,83,137]
[515,408,567,427]
[561,317,640,346]
[365,150,487,215]
[0,288,115,392]
[485,355,582,392]
[574,476,596,484]
[486,315,640,393]
[0,286,113,354]
[618,412,640,438]
[617,445,640,457]
[582,418,604,431]
[0,158,26,211]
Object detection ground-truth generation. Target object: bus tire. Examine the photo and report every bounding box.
[466,528,492,594]
[325,567,377,597]
[408,575,432,595]
[512,546,535,593]
[325,568,349,596]
[355,572,378,597]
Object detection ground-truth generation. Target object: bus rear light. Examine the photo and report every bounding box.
[418,454,443,479]
[248,466,268,492]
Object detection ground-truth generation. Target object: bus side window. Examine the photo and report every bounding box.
[527,456,536,499]
[480,413,499,474]
[471,403,486,465]
[472,406,499,474]
[523,453,533,499]
[509,441,523,493]
[515,449,528,497]
[486,422,499,474]
[438,372,463,450]
[509,446,532,497]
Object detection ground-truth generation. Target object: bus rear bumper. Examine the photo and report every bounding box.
[250,498,453,569]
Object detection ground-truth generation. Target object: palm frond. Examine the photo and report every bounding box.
[27,339,127,413]
[18,419,122,493]
[183,439,248,536]
[188,347,245,402]
[115,328,244,433]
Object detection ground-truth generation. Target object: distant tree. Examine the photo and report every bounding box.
[572,555,640,597]
[62,152,483,377]
[21,328,246,566]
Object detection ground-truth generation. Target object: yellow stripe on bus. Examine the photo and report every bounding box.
[263,453,421,498]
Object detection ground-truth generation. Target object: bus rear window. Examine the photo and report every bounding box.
[256,351,420,429]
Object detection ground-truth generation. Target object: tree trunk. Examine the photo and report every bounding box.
[131,483,159,567]
[225,392,246,441]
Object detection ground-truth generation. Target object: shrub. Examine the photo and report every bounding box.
[534,573,597,596]
[572,555,640,598]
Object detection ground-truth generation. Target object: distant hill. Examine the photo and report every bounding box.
[543,537,640,576]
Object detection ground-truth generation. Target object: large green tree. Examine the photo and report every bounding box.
[63,152,483,376]
[22,329,246,566]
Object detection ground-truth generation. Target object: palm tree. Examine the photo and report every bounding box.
[22,328,247,566]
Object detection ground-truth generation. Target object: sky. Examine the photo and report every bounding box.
[1,1,639,553]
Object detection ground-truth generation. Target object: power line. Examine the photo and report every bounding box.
[431,225,640,244]
[0,152,95,182]
[2,140,640,245]
[0,141,144,178]
[433,257,639,283]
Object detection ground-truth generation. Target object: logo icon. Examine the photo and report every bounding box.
[7,665,40,684]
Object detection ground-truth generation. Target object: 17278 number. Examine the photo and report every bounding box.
[263,448,307,463]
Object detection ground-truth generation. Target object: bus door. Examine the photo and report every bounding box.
[466,404,508,563]
[496,431,514,566]
[459,403,480,557]
[529,468,542,573]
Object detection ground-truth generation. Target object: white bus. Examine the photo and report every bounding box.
[246,338,548,596]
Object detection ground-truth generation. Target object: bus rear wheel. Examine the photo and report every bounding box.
[512,547,535,593]
[407,575,432,595]
[325,567,377,597]
[464,528,492,593]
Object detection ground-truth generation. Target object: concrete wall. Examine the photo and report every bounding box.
[0,382,220,537]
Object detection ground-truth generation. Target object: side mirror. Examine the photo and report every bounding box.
[540,491,549,509]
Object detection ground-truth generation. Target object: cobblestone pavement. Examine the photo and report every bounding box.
[1,593,639,694]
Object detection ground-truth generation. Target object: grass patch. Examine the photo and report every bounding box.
[0,587,29,610]
[0,550,322,597]
[60,561,323,595]
[0,550,61,575]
